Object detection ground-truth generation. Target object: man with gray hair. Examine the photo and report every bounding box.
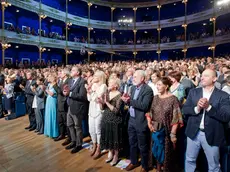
[54,68,71,144]
[122,70,153,172]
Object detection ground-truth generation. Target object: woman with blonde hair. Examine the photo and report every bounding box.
[87,70,107,159]
[44,74,59,138]
[99,77,123,166]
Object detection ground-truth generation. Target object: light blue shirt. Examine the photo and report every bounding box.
[129,85,142,117]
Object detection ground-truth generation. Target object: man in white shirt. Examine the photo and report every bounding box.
[183,69,230,172]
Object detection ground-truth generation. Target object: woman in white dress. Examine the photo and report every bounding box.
[86,70,107,159]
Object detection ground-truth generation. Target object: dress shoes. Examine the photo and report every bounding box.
[25,126,31,130]
[140,168,148,172]
[65,142,76,150]
[37,133,43,135]
[125,163,139,171]
[54,135,65,142]
[62,138,71,146]
[29,127,36,131]
[34,130,39,133]
[71,146,83,154]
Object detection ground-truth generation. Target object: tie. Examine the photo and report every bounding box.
[71,79,75,88]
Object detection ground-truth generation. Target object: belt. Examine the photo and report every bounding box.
[199,128,205,132]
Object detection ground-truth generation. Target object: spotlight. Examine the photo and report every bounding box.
[217,0,230,6]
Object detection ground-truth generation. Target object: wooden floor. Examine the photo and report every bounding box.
[0,116,156,172]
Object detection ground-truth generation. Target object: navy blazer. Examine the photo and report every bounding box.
[183,87,230,146]
[129,83,153,130]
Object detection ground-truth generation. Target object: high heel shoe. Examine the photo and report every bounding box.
[105,151,113,163]
[105,157,113,163]
[90,143,97,157]
[93,144,101,160]
[110,155,119,166]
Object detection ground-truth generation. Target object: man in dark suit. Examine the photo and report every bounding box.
[54,68,71,144]
[23,71,37,131]
[183,69,230,172]
[122,70,153,172]
[63,66,88,154]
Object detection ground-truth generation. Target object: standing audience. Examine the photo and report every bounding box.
[44,74,59,138]
[1,56,230,172]
[100,78,123,166]
[87,70,107,159]
[32,77,45,135]
[183,69,230,172]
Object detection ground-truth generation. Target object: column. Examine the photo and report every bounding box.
[110,53,113,61]
[182,0,188,59]
[111,7,115,61]
[210,1,216,59]
[133,7,137,59]
[88,2,92,62]
[157,4,161,61]
[39,47,46,67]
[38,0,46,67]
[65,0,72,65]
[1,1,11,66]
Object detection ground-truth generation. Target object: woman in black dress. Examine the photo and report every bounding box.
[99,77,123,166]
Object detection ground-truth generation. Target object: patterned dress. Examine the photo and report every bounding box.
[150,95,183,172]
[100,94,123,150]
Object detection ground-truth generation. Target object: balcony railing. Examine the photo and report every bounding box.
[1,30,230,52]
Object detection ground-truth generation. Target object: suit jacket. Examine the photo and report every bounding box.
[58,78,70,112]
[68,77,88,117]
[25,80,36,104]
[129,83,153,130]
[183,87,230,146]
[35,86,45,110]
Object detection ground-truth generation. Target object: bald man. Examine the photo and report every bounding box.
[183,69,230,172]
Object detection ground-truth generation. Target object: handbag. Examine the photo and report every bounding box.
[152,128,166,164]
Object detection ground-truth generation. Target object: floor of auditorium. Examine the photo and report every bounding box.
[0,115,156,172]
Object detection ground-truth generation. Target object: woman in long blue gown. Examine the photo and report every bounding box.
[44,74,59,138]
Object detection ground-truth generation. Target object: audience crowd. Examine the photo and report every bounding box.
[0,56,230,172]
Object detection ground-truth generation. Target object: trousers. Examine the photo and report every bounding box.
[67,108,83,147]
[185,131,221,172]
[88,114,102,144]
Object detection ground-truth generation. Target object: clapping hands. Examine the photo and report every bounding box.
[96,96,104,104]
[121,94,130,103]
[197,98,210,111]
[63,84,70,96]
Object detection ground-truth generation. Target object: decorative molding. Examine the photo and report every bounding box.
[80,0,182,8]
[7,0,230,30]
